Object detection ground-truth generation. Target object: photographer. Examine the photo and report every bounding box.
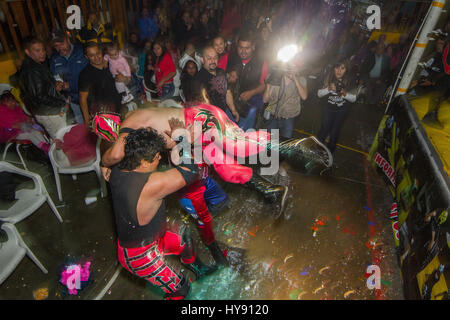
[263,60,307,140]
[317,59,356,155]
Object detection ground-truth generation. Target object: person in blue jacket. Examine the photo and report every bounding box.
[49,29,88,124]
[138,7,159,42]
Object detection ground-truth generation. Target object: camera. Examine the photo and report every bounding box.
[335,80,344,93]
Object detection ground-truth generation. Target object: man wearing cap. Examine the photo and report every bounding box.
[50,29,88,124]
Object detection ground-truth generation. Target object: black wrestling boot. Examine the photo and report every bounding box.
[207,241,229,266]
[182,256,218,280]
[267,136,333,175]
[245,173,288,220]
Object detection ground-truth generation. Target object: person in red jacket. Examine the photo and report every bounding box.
[153,39,176,100]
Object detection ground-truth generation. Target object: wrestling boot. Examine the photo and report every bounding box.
[207,241,230,266]
[245,173,288,220]
[267,136,333,175]
[182,255,218,280]
[180,226,218,279]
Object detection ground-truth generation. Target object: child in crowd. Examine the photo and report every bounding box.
[0,91,50,155]
[104,43,134,105]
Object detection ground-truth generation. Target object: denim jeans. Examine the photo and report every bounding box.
[228,94,264,131]
[317,105,349,154]
[70,102,84,124]
[266,116,296,139]
[160,83,175,100]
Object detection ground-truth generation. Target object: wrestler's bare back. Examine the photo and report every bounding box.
[123,107,185,143]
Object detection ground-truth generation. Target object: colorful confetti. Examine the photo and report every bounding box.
[33,288,48,300]
[344,290,355,298]
[284,254,294,264]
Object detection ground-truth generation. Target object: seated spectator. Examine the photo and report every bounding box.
[79,42,122,126]
[49,29,88,125]
[263,60,308,140]
[180,60,199,103]
[138,40,153,78]
[138,7,159,41]
[360,42,391,105]
[410,35,447,94]
[0,91,50,155]
[76,11,116,46]
[18,37,69,139]
[226,33,268,130]
[104,43,134,105]
[153,39,177,100]
[213,36,229,70]
[178,42,202,71]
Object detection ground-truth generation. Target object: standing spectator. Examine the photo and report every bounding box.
[78,42,122,126]
[77,11,116,46]
[178,42,202,71]
[213,36,229,70]
[138,7,159,41]
[317,60,356,155]
[174,11,197,47]
[255,22,274,66]
[226,34,268,130]
[104,43,134,105]
[263,61,307,140]
[138,40,153,78]
[194,46,239,121]
[198,11,218,47]
[18,38,69,139]
[180,60,199,103]
[50,29,88,124]
[153,39,177,100]
[220,2,241,40]
[165,38,181,68]
[360,42,391,105]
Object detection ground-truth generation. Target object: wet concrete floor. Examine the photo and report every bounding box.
[0,96,404,300]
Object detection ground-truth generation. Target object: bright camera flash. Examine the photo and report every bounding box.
[277,44,299,63]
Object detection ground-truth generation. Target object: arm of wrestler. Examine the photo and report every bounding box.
[136,168,190,225]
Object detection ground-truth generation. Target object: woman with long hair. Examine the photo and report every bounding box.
[152,39,176,99]
[180,60,199,104]
[317,59,357,155]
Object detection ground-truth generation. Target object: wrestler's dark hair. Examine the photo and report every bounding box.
[118,127,166,171]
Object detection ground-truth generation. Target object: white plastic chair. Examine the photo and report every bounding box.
[48,125,107,202]
[0,223,47,285]
[2,140,30,170]
[0,161,63,224]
